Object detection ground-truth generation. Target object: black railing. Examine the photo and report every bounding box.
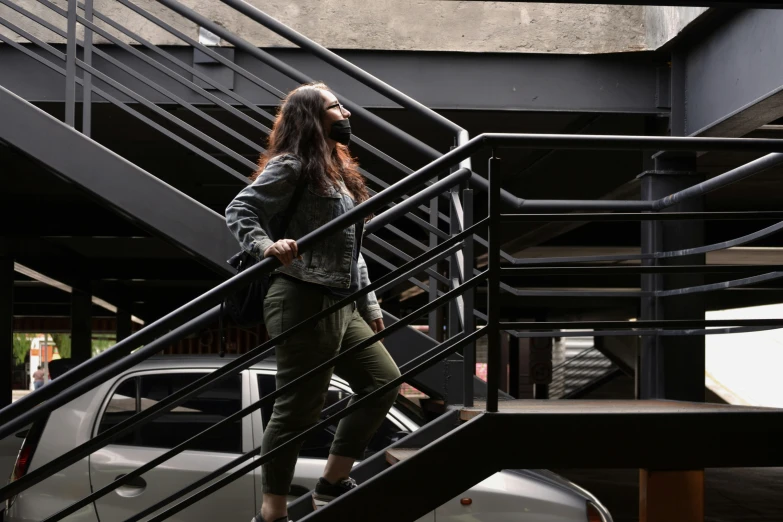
[0,0,491,378]
[0,123,782,519]
[3,2,783,521]
[0,0,480,416]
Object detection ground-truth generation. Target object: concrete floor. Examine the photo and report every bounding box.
[555,467,783,521]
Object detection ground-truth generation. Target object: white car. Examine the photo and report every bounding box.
[5,356,611,522]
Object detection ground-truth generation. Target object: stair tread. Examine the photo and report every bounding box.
[385,447,419,465]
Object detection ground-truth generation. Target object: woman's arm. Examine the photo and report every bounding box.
[225,155,301,260]
[357,253,384,333]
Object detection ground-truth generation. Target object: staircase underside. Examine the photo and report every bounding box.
[302,400,783,522]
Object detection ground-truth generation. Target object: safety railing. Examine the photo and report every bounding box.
[1,0,641,410]
[1,129,783,519]
[0,161,478,516]
[0,0,513,356]
[0,0,485,400]
[3,3,783,519]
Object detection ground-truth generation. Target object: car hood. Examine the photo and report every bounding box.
[506,469,613,522]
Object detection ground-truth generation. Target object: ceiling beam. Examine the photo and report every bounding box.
[0,46,665,114]
[675,9,783,137]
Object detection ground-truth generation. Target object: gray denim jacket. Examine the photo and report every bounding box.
[225,154,382,322]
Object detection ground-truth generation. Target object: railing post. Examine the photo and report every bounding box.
[487,153,501,413]
[448,142,460,342]
[65,0,78,127]
[448,203,460,341]
[428,195,442,342]
[508,333,519,399]
[462,188,475,406]
[82,0,94,136]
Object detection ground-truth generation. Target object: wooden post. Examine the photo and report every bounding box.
[640,470,704,522]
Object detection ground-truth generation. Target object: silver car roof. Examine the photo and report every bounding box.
[128,355,278,372]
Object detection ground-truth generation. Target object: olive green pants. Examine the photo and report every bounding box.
[261,277,401,495]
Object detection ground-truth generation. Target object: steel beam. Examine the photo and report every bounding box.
[0,85,238,274]
[680,9,783,136]
[640,154,705,402]
[638,151,705,522]
[0,46,664,114]
[303,402,783,522]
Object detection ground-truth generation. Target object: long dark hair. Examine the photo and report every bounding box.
[251,82,369,204]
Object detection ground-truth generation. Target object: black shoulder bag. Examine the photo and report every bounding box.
[222,179,307,331]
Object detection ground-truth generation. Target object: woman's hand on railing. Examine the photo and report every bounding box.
[264,238,300,265]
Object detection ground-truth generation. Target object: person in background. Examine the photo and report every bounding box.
[32,365,45,390]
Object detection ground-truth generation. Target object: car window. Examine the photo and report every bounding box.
[257,374,410,459]
[98,373,242,453]
[98,377,138,446]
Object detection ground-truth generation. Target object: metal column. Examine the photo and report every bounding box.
[531,336,552,399]
[639,152,706,401]
[116,309,132,342]
[487,155,501,413]
[508,334,520,399]
[71,287,92,362]
[64,0,78,127]
[639,151,705,522]
[81,0,94,136]
[0,257,13,409]
[462,188,475,406]
[428,196,443,342]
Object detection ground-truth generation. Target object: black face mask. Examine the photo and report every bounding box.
[328,119,352,146]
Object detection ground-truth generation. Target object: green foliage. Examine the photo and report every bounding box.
[12,334,31,365]
[92,338,115,357]
[50,333,71,359]
[12,334,115,363]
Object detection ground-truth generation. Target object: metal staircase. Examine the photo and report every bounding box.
[549,336,619,400]
[2,1,783,522]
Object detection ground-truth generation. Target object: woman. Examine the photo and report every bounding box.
[226,83,401,522]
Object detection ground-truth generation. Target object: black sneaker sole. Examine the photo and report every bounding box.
[312,494,336,510]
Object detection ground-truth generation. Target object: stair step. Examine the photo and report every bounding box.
[385,447,419,465]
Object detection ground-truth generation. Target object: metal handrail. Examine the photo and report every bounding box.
[154,0,543,210]
[0,18,251,180]
[0,212,482,503]
[37,248,486,522]
[215,0,467,155]
[0,133,474,438]
[5,1,783,516]
[7,0,489,337]
[141,328,486,522]
[104,0,458,224]
[1,0,468,373]
[2,117,783,493]
[5,0,453,230]
[509,220,783,265]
